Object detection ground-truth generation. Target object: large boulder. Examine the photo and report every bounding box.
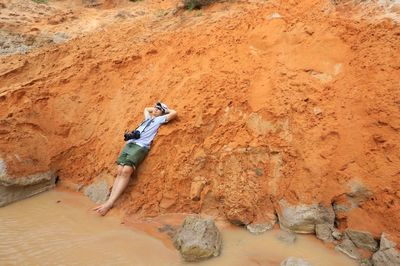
[0,159,56,207]
[277,200,335,234]
[173,215,222,262]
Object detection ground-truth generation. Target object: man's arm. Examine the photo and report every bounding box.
[144,107,154,119]
[165,109,177,122]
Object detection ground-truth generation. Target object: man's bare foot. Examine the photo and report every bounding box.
[92,203,113,216]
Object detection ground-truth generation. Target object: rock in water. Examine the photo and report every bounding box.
[281,257,313,266]
[173,215,222,262]
[246,215,277,234]
[247,221,275,235]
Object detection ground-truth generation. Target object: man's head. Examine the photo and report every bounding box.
[153,102,169,116]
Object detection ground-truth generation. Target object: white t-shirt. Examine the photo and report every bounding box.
[127,115,168,149]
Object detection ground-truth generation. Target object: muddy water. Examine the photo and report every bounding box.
[0,190,357,266]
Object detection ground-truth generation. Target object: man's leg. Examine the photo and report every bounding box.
[93,165,134,216]
[109,165,124,197]
[92,165,124,215]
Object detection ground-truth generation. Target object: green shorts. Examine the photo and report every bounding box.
[116,142,149,168]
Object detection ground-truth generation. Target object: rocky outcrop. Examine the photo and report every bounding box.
[173,215,222,262]
[277,200,335,234]
[379,233,397,250]
[336,231,400,263]
[0,159,56,207]
[332,181,374,228]
[372,247,400,266]
[372,233,400,266]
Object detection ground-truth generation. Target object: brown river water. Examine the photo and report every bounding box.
[0,190,357,266]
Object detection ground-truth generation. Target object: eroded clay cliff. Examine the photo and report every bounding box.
[0,0,399,243]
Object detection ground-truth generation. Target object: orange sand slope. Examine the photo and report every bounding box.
[0,0,399,242]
